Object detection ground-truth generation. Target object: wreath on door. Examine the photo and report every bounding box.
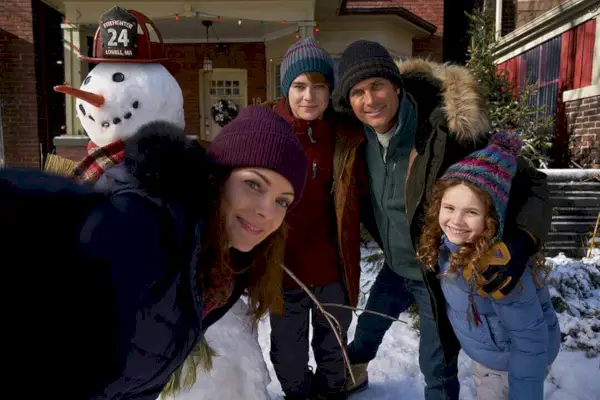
[211,99,239,127]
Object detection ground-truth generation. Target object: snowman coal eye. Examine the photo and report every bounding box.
[112,73,125,82]
[84,76,91,85]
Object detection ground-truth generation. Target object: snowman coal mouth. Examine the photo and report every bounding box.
[79,100,140,128]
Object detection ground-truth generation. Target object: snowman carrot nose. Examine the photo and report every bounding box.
[54,85,105,108]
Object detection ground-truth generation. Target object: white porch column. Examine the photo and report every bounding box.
[495,0,503,40]
[297,21,316,38]
[61,23,89,136]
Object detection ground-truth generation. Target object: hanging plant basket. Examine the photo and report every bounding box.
[211,99,239,127]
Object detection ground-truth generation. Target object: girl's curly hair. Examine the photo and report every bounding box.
[418,179,551,289]
[417,179,498,277]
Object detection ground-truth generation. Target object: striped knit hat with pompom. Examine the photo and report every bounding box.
[440,130,523,242]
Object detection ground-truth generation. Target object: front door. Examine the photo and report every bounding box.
[201,68,248,141]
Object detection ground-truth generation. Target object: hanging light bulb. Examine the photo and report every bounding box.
[203,54,213,72]
[202,20,213,72]
[238,19,242,25]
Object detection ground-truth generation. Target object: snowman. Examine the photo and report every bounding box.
[55,6,272,400]
[54,6,184,182]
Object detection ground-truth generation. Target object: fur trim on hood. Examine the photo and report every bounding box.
[397,58,490,143]
[334,58,490,144]
[123,121,210,203]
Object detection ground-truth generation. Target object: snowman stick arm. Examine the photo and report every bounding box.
[280,264,356,386]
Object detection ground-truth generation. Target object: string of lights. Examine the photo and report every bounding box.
[62,8,320,43]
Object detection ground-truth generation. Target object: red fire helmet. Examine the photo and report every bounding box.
[81,6,167,64]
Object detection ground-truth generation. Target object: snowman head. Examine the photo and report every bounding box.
[62,62,184,147]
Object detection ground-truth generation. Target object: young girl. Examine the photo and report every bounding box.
[418,131,560,400]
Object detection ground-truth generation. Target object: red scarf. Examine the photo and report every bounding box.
[73,140,125,184]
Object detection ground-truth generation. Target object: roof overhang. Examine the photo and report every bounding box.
[338,0,437,35]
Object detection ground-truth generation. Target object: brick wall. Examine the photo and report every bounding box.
[0,0,41,168]
[346,0,444,61]
[516,0,569,28]
[566,95,600,168]
[164,43,266,136]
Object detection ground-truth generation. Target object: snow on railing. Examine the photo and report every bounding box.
[540,169,600,181]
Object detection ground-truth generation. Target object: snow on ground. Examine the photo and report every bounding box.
[258,249,600,399]
[165,299,272,400]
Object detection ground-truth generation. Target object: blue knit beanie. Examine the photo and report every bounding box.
[280,37,335,97]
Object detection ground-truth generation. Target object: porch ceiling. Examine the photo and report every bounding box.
[44,1,315,25]
[154,16,296,42]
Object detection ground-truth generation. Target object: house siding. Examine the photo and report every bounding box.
[497,19,597,167]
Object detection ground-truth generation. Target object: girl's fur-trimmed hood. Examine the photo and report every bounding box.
[334,58,491,144]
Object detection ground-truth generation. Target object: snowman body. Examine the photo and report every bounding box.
[165,298,271,400]
[76,62,184,147]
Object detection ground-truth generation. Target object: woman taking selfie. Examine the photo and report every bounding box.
[0,106,308,400]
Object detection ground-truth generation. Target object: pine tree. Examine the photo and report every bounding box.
[465,8,554,168]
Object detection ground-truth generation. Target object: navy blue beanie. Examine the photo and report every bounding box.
[280,37,335,97]
[337,40,402,101]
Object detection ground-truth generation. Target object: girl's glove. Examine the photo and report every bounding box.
[463,229,537,299]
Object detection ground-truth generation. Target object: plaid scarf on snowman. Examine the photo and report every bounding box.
[73,140,126,184]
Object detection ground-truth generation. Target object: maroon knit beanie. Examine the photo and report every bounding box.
[206,105,309,203]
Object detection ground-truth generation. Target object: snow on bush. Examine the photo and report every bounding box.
[546,249,600,358]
